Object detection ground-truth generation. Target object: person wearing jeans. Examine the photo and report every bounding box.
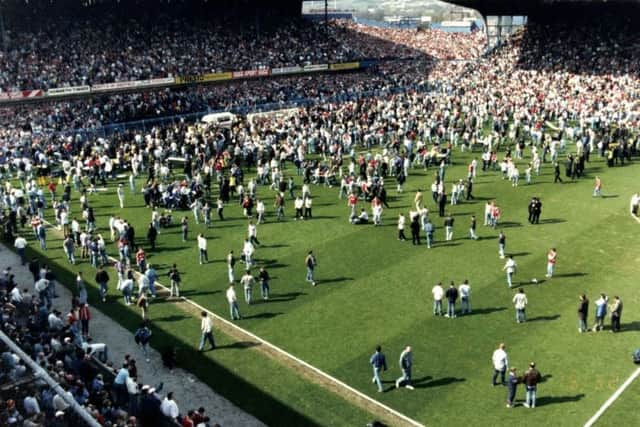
[492,343,508,386]
[198,312,216,352]
[522,362,542,408]
[503,256,517,288]
[369,346,387,393]
[226,283,241,320]
[513,288,528,323]
[432,282,443,315]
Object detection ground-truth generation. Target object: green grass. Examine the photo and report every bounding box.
[23,151,640,426]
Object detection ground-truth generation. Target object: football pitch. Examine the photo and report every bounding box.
[23,150,640,426]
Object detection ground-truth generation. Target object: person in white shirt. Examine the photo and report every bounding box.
[431,282,444,316]
[502,255,517,288]
[197,234,208,265]
[160,392,180,419]
[240,270,255,305]
[9,286,23,304]
[242,239,255,267]
[14,236,27,265]
[256,199,265,224]
[459,280,471,314]
[117,184,125,209]
[198,311,215,351]
[226,283,241,320]
[397,213,407,241]
[304,197,313,219]
[513,288,528,323]
[492,343,509,386]
[248,222,260,246]
[294,197,304,220]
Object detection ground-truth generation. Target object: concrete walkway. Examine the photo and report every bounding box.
[1,242,265,427]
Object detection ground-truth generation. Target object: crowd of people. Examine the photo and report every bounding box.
[0,13,638,424]
[0,13,483,91]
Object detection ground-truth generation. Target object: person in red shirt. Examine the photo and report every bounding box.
[136,247,146,273]
[347,192,358,220]
[191,407,206,425]
[181,410,195,427]
[79,303,92,338]
[546,248,557,278]
[47,181,57,202]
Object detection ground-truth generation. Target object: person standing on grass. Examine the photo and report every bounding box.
[498,231,506,259]
[513,288,528,323]
[241,270,255,305]
[258,266,270,300]
[14,235,27,265]
[117,184,125,209]
[134,321,152,362]
[146,223,157,251]
[242,238,255,268]
[198,312,216,352]
[554,162,562,183]
[370,345,388,393]
[95,266,110,303]
[248,221,260,246]
[459,280,471,314]
[424,218,434,248]
[203,202,212,228]
[120,271,134,305]
[294,197,304,220]
[197,234,208,265]
[397,213,407,241]
[432,282,444,316]
[63,235,76,264]
[609,296,623,332]
[226,283,241,320]
[444,213,454,241]
[469,215,478,240]
[578,294,589,333]
[503,255,517,288]
[136,247,147,273]
[227,250,236,283]
[181,216,188,242]
[305,250,317,286]
[138,293,149,320]
[593,293,608,332]
[506,368,519,408]
[168,264,181,298]
[217,197,225,221]
[522,362,541,408]
[593,176,602,197]
[274,192,285,221]
[445,282,458,318]
[395,346,414,390]
[492,343,508,386]
[546,248,557,278]
[145,265,158,299]
[304,196,313,219]
[410,215,421,245]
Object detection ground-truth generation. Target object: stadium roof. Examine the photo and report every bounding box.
[441,0,640,15]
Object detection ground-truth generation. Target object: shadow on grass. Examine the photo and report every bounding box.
[536,393,585,406]
[242,312,283,320]
[216,341,261,350]
[180,289,221,297]
[538,218,567,225]
[601,194,619,199]
[528,314,561,322]
[435,242,461,248]
[617,321,640,333]
[517,279,547,287]
[261,244,291,249]
[414,376,466,389]
[319,277,354,285]
[500,221,522,228]
[508,252,530,257]
[452,211,473,217]
[266,292,307,302]
[553,272,588,278]
[465,307,507,316]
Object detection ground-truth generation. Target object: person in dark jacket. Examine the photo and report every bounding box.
[95,266,110,303]
[147,223,157,250]
[522,362,542,408]
[506,367,520,408]
[369,345,388,393]
[445,282,459,318]
[578,294,589,333]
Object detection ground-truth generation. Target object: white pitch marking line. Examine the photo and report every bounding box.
[584,367,640,427]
